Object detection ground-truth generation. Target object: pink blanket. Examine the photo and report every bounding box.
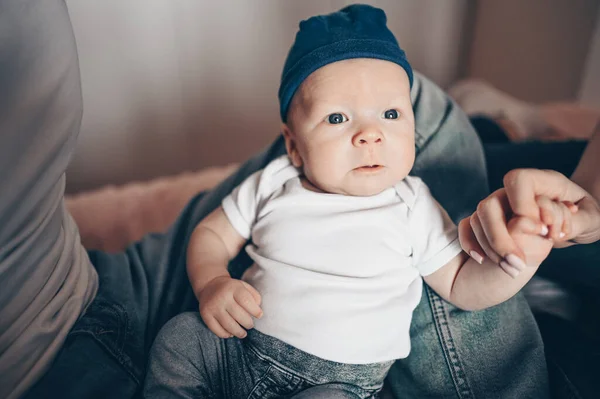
[66,164,239,252]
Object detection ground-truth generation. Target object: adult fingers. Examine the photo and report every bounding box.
[458,216,485,264]
[476,189,524,263]
[503,169,587,221]
[467,213,522,278]
[501,216,548,276]
[470,212,503,264]
[569,196,600,244]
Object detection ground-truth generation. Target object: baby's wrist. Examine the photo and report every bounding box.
[193,273,231,298]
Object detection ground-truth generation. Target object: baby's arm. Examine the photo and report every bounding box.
[187,206,245,291]
[187,206,262,338]
[424,198,570,311]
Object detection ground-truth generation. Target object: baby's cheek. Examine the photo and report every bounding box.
[304,158,343,190]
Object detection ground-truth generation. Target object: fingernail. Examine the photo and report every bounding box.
[469,250,484,264]
[500,261,520,278]
[505,254,527,271]
[258,312,264,319]
[241,332,247,338]
[540,225,549,236]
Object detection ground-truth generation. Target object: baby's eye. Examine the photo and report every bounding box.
[384,109,399,119]
[327,113,348,124]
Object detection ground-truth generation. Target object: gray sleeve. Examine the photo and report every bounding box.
[0,0,82,250]
[0,2,97,397]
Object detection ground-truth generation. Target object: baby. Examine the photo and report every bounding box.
[144,5,564,398]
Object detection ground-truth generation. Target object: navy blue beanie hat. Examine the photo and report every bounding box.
[278,4,414,122]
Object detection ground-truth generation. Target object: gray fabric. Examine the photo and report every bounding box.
[144,312,389,398]
[0,2,97,398]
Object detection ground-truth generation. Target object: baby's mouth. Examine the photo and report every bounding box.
[354,164,383,171]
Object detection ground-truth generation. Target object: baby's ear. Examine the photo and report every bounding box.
[282,124,303,168]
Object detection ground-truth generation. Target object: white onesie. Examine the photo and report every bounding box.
[222,155,462,364]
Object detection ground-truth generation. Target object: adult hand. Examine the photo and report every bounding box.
[458,169,600,267]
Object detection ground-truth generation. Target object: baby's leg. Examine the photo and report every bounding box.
[143,312,260,398]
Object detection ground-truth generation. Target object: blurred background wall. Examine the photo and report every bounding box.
[64,0,600,193]
[467,0,599,104]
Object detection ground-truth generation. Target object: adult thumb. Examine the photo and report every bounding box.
[565,196,600,245]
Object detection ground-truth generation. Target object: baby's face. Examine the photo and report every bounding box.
[283,58,415,197]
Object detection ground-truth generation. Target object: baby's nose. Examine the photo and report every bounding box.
[352,129,383,146]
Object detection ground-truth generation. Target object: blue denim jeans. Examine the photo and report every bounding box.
[144,313,393,398]
[28,93,549,399]
[6,2,551,398]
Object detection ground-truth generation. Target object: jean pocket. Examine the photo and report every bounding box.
[68,298,142,383]
[246,361,308,399]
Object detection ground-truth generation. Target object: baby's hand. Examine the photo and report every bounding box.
[198,276,263,339]
[536,196,579,242]
[499,196,577,277]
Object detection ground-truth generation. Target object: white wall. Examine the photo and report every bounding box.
[579,6,600,107]
[65,0,472,193]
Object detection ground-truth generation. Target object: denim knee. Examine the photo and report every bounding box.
[152,312,215,353]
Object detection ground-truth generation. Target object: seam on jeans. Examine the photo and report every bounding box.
[427,285,474,399]
[70,299,131,354]
[68,300,139,385]
[265,373,304,395]
[67,330,140,385]
[246,364,273,399]
[548,357,583,399]
[246,344,382,391]
[247,345,305,385]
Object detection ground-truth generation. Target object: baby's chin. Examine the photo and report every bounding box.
[308,169,408,196]
[328,179,401,197]
[343,172,407,197]
[343,185,392,197]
